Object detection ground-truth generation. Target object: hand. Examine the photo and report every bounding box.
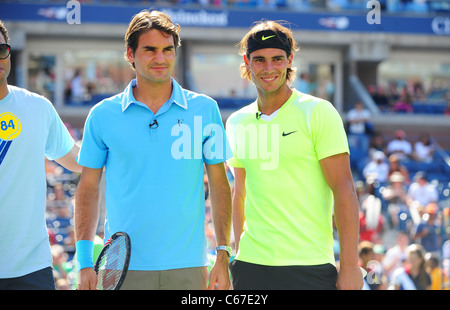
[207,252,232,290]
[77,268,98,290]
[337,265,364,290]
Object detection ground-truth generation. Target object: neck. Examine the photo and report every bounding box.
[257,84,292,115]
[133,77,172,114]
[0,82,8,101]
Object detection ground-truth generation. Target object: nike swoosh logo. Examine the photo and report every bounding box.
[261,35,275,41]
[282,131,297,136]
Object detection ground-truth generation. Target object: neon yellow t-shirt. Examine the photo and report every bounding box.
[226,90,349,266]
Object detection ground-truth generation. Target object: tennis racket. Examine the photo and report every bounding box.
[94,231,131,290]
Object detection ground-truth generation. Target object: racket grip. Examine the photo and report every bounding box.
[76,240,95,270]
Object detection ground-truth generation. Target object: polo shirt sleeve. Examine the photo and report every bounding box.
[311,100,349,161]
[77,106,107,168]
[202,99,233,165]
[44,99,75,160]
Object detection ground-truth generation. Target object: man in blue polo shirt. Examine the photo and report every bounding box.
[75,10,232,290]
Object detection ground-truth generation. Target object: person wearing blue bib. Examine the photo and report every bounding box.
[0,21,81,290]
[74,10,232,290]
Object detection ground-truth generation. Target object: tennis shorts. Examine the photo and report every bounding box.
[230,260,338,290]
[119,267,208,290]
[0,267,55,290]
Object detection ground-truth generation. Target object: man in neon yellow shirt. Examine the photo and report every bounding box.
[226,20,363,290]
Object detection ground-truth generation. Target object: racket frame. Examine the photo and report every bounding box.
[94,231,131,290]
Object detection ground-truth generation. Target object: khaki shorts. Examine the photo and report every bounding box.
[120,266,207,290]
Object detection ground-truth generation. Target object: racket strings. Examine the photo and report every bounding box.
[96,236,128,290]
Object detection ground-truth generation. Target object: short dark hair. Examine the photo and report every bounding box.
[124,10,181,69]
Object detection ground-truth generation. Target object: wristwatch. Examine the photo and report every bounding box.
[216,245,232,257]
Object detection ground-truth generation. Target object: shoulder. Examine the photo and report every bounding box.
[226,101,257,127]
[87,93,123,117]
[184,88,215,102]
[171,79,217,108]
[8,85,53,107]
[291,91,337,118]
[181,88,219,112]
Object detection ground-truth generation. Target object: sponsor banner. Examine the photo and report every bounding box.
[0,2,448,36]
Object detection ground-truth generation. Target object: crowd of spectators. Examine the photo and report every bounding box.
[368,80,449,115]
[352,135,450,289]
[345,98,450,289]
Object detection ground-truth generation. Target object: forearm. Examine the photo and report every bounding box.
[231,167,246,252]
[55,143,82,173]
[232,193,245,251]
[207,163,232,247]
[320,154,360,268]
[74,168,102,241]
[334,186,360,268]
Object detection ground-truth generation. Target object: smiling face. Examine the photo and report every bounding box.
[126,28,176,85]
[245,48,292,96]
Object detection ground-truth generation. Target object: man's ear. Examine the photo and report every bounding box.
[244,54,250,67]
[288,53,293,68]
[126,46,135,64]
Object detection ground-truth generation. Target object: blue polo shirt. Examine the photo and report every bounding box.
[77,78,231,271]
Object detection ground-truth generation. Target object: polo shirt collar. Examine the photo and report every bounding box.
[121,78,188,112]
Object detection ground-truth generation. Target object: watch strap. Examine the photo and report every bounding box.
[216,245,232,257]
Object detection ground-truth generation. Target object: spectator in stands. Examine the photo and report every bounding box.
[294,72,311,94]
[69,68,87,104]
[388,244,431,290]
[373,244,388,290]
[359,178,384,243]
[371,85,391,112]
[257,0,277,8]
[443,207,450,249]
[359,241,384,290]
[412,81,425,101]
[407,171,439,208]
[363,151,389,184]
[412,132,435,163]
[425,252,449,290]
[347,101,372,135]
[346,101,372,154]
[387,129,412,162]
[359,241,375,290]
[387,81,400,104]
[387,154,410,185]
[444,101,450,116]
[442,234,450,281]
[383,231,410,282]
[393,88,413,113]
[412,203,443,258]
[382,172,411,231]
[355,180,368,207]
[231,0,258,7]
[51,244,70,282]
[0,20,81,290]
[368,131,387,159]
